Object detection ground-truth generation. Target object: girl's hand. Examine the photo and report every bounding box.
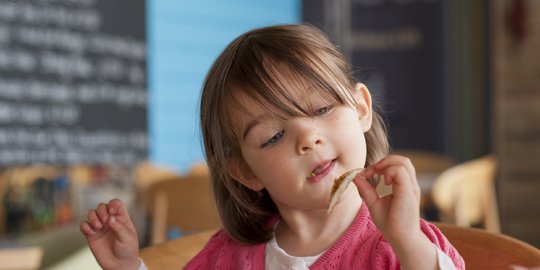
[354,155,421,244]
[80,199,141,270]
[354,155,437,270]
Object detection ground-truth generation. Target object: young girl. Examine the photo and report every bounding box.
[80,24,465,269]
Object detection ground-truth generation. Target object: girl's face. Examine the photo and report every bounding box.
[228,84,373,212]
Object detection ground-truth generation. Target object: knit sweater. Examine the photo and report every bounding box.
[183,203,465,269]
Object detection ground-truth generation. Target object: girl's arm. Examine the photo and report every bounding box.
[354,155,439,270]
[79,199,141,270]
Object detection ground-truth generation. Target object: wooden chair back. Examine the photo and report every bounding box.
[389,150,458,209]
[435,222,540,269]
[134,162,181,213]
[139,229,216,270]
[432,155,500,233]
[145,175,220,244]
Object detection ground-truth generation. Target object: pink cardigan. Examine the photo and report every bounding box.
[184,203,465,269]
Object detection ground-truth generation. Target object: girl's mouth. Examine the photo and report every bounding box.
[307,159,336,183]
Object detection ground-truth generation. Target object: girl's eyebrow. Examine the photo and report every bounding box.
[242,113,287,140]
[242,114,271,140]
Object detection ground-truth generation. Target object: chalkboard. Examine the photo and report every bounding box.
[303,0,445,153]
[350,0,445,152]
[0,0,147,165]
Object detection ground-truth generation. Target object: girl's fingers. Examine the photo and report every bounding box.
[80,220,96,237]
[365,156,421,203]
[107,215,136,244]
[382,165,409,187]
[107,199,125,217]
[354,174,379,208]
[374,155,416,181]
[96,203,109,224]
[107,199,136,232]
[86,209,103,230]
[383,165,420,196]
[81,199,136,241]
[359,166,377,180]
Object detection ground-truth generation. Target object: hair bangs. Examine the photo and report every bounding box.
[222,40,357,130]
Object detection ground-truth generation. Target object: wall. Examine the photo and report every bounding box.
[148,0,301,172]
[493,0,540,246]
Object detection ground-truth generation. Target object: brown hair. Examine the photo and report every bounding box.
[200,24,389,244]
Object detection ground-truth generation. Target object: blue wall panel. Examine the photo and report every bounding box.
[148,1,301,172]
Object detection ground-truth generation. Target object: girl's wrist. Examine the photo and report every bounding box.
[384,225,422,250]
[386,227,428,255]
[389,232,437,270]
[105,257,141,270]
[123,257,142,270]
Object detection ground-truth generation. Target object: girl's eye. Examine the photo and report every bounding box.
[314,105,334,116]
[261,130,284,148]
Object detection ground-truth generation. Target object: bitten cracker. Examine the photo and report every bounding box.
[327,168,364,213]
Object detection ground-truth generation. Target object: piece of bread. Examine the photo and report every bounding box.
[327,168,364,213]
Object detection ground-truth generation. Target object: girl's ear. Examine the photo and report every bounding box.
[227,158,264,191]
[353,83,373,132]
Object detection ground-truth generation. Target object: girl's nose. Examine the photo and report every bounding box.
[295,121,323,155]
